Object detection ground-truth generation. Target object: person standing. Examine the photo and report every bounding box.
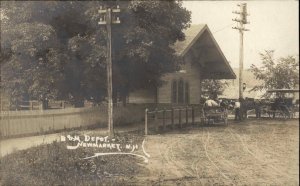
[234,99,241,121]
[254,99,261,119]
[241,98,247,120]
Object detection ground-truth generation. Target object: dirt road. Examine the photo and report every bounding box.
[1,119,298,185]
[137,119,299,185]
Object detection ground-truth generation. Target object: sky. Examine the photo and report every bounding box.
[182,1,299,69]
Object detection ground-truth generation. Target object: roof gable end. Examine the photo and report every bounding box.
[173,24,207,56]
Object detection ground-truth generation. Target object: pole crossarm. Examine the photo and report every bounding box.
[232,27,250,31]
[232,18,243,23]
[98,5,121,25]
[232,11,242,14]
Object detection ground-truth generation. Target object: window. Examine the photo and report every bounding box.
[171,79,190,104]
[185,82,190,104]
[178,79,184,104]
[171,80,177,104]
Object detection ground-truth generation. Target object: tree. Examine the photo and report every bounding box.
[1,1,191,107]
[201,79,228,99]
[1,1,107,107]
[250,50,299,93]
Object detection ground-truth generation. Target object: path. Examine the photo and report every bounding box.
[134,119,299,185]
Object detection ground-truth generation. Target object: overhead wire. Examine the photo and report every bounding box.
[212,23,235,34]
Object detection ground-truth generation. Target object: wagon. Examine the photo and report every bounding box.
[264,89,299,119]
[202,106,228,125]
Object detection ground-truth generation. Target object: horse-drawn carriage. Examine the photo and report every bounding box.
[261,89,299,119]
[200,88,299,123]
[201,101,229,125]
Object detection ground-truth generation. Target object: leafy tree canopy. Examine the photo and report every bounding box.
[250,50,299,92]
[0,1,191,107]
[201,79,228,99]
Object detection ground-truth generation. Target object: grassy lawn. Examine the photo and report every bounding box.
[0,133,148,186]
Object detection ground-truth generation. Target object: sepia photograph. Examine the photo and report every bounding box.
[0,0,299,185]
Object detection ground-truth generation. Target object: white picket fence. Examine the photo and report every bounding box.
[0,105,144,138]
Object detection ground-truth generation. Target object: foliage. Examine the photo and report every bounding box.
[201,79,228,98]
[250,50,299,93]
[1,1,191,107]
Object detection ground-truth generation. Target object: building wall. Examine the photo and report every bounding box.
[128,89,156,104]
[128,54,202,105]
[158,55,202,104]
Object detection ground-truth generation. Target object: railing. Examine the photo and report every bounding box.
[144,106,205,135]
[1,100,69,111]
[19,100,40,110]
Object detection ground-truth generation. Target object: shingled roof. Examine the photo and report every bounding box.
[173,24,207,56]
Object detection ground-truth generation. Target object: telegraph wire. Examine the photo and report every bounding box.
[213,23,235,34]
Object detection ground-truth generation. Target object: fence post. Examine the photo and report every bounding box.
[30,101,33,110]
[163,108,166,131]
[61,101,65,109]
[39,101,43,110]
[155,108,158,132]
[145,108,148,135]
[179,108,182,128]
[171,108,174,129]
[201,107,205,125]
[186,106,188,125]
[8,111,10,136]
[192,106,195,125]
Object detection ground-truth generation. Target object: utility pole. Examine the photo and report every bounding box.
[232,3,249,99]
[98,5,121,138]
[0,62,2,112]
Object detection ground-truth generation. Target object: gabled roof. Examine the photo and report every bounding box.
[173,24,207,56]
[173,24,236,79]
